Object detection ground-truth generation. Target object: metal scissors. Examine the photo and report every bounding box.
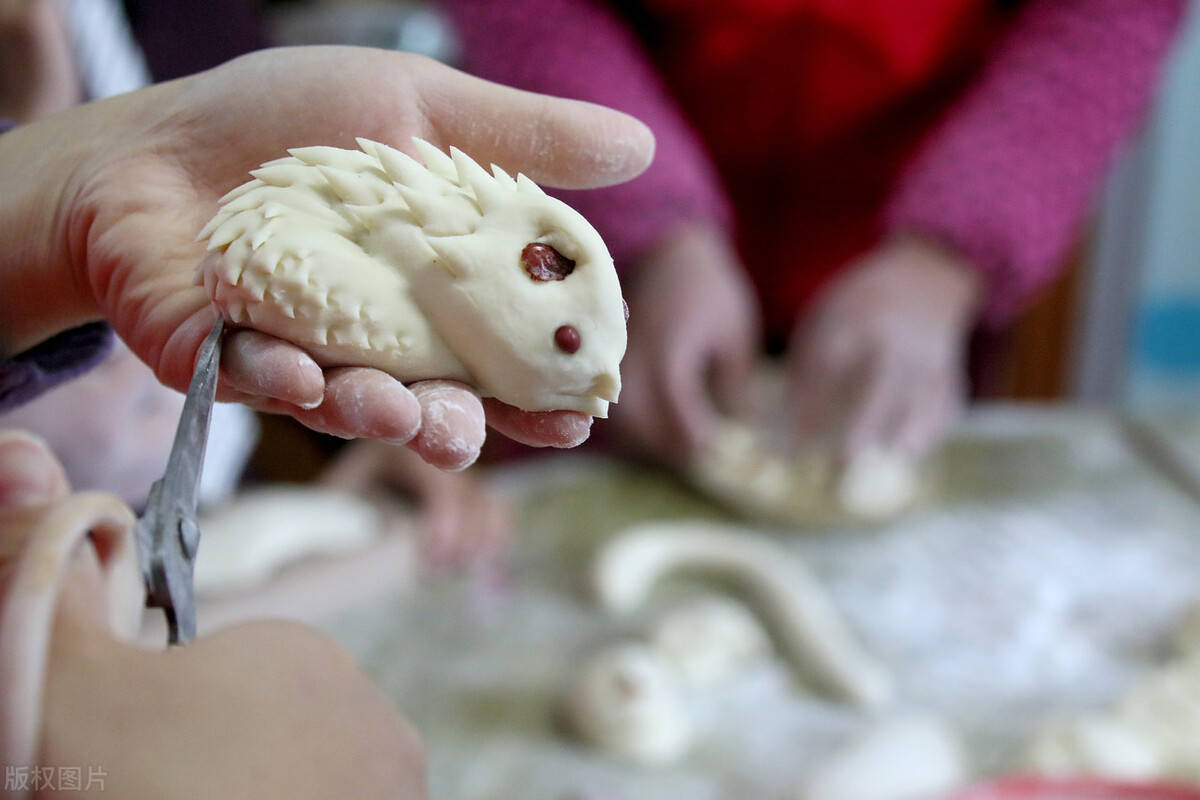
[135,316,224,645]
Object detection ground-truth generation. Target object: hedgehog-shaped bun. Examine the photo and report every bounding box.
[198,138,625,417]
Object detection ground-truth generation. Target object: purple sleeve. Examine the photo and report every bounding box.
[438,0,731,272]
[0,323,115,412]
[883,0,1186,326]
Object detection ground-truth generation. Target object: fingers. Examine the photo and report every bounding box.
[611,329,724,464]
[221,338,585,466]
[225,349,489,473]
[408,56,655,189]
[889,375,964,459]
[618,345,720,463]
[289,367,422,444]
[709,329,761,422]
[785,339,844,450]
[0,429,70,507]
[793,347,959,462]
[323,440,514,572]
[659,348,720,458]
[841,356,904,461]
[406,381,486,472]
[315,439,388,492]
[221,329,325,409]
[172,47,651,193]
[481,399,593,448]
[420,470,514,573]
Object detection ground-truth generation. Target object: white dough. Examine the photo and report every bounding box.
[796,714,967,800]
[688,421,919,524]
[1113,654,1200,782]
[592,522,893,707]
[835,448,920,521]
[561,641,693,765]
[194,486,383,594]
[200,138,626,417]
[1025,716,1161,780]
[649,594,771,688]
[1022,644,1200,782]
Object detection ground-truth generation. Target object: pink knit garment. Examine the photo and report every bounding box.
[883,0,1186,324]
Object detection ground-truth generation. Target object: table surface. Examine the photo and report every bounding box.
[216,404,1200,800]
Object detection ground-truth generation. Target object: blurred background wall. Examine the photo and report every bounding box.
[1074,1,1200,412]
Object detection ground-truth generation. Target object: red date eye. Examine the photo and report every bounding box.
[555,325,581,354]
[523,243,575,281]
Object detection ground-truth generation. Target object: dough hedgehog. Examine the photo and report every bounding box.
[198,138,626,417]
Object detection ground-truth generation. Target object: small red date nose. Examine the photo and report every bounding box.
[555,324,581,354]
[523,243,575,281]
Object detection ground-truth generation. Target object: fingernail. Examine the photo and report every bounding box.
[295,353,324,408]
[0,431,65,507]
[554,415,593,449]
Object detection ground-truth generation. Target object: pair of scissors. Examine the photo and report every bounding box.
[135,316,224,645]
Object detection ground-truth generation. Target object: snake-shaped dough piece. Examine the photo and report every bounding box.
[591,522,893,707]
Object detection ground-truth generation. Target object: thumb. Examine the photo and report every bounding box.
[409,58,655,189]
[0,430,70,507]
[660,353,722,460]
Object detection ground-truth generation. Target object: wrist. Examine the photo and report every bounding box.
[883,232,984,326]
[0,109,102,355]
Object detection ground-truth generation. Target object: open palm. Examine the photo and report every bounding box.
[16,47,653,467]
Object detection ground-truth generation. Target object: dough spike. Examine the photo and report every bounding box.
[516,173,545,195]
[449,146,505,213]
[318,166,379,206]
[411,137,457,181]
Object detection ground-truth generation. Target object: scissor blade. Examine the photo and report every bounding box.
[136,315,224,646]
[160,316,225,510]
